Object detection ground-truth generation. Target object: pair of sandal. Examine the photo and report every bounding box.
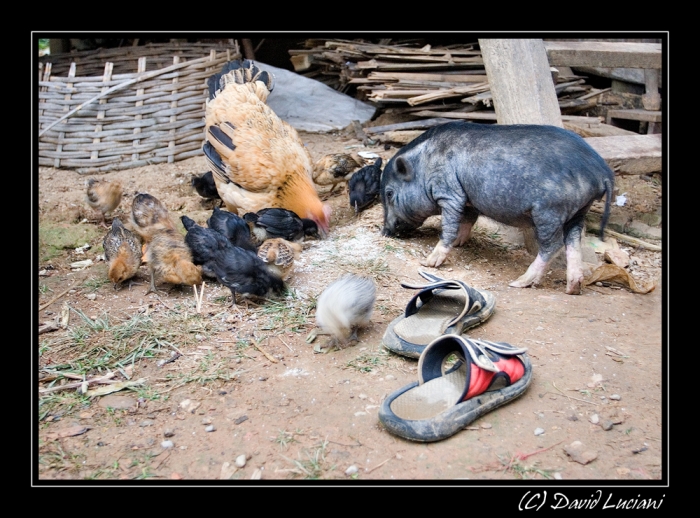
[379,271,533,442]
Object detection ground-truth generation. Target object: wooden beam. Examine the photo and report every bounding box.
[584,134,662,175]
[543,41,662,69]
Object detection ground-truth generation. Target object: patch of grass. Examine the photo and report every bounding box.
[346,347,390,373]
[258,298,312,333]
[39,221,101,263]
[274,429,299,450]
[283,439,331,479]
[82,276,110,292]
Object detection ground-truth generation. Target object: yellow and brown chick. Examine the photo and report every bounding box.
[145,228,202,294]
[86,178,123,228]
[315,274,376,348]
[130,192,177,244]
[103,217,142,289]
[312,153,363,194]
[257,238,302,281]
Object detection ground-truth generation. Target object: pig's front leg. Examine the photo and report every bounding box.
[422,240,453,267]
[421,204,464,268]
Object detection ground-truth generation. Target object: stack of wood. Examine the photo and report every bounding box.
[288,39,610,121]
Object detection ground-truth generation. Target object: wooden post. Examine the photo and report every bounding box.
[478,39,563,127]
[478,39,563,255]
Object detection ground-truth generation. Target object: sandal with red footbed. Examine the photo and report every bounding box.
[378,334,532,442]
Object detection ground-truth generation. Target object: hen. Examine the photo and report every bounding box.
[348,157,383,213]
[312,153,363,194]
[314,274,377,348]
[103,217,142,289]
[257,238,302,281]
[86,178,123,228]
[130,192,177,244]
[243,208,320,246]
[145,228,202,294]
[191,171,221,204]
[202,59,331,236]
[181,215,285,306]
[206,206,257,252]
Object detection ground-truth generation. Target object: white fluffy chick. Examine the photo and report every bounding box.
[315,274,376,348]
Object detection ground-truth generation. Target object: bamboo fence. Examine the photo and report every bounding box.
[38,42,242,174]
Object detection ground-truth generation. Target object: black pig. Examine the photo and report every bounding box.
[380,122,614,295]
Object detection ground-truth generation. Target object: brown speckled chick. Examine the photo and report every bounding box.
[130,193,177,244]
[103,218,142,289]
[257,238,302,280]
[86,178,123,228]
[312,153,363,194]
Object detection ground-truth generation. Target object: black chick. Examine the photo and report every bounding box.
[243,208,321,247]
[206,206,257,252]
[191,171,222,203]
[181,215,232,279]
[181,215,285,306]
[348,157,383,213]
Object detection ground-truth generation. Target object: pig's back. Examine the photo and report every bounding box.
[424,122,613,223]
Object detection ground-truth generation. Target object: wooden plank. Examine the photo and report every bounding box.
[584,134,662,174]
[607,109,662,123]
[543,41,662,69]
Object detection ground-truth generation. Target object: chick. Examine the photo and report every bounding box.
[312,153,363,194]
[145,228,202,294]
[181,215,285,306]
[315,274,377,348]
[103,217,142,289]
[130,192,177,243]
[86,178,123,228]
[181,214,234,279]
[348,157,383,213]
[206,206,257,252]
[243,208,321,247]
[191,171,222,205]
[257,238,302,280]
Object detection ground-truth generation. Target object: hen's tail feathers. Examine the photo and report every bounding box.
[207,59,274,101]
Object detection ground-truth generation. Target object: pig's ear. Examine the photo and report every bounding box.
[395,157,414,182]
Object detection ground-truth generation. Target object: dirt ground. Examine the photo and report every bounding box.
[35,128,665,484]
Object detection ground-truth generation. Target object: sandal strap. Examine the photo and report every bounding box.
[400,278,487,330]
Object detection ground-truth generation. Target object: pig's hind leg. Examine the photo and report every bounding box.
[509,216,565,290]
[562,214,587,295]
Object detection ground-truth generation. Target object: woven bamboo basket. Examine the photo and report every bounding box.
[38,42,242,174]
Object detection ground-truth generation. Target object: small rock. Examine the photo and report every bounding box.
[161,440,174,449]
[139,420,154,427]
[563,441,598,465]
[345,465,359,476]
[205,425,216,432]
[163,428,175,437]
[534,428,545,436]
[553,472,563,480]
[235,454,247,468]
[202,417,212,425]
[589,414,599,424]
[481,423,492,429]
[601,420,614,431]
[85,293,97,301]
[610,394,621,401]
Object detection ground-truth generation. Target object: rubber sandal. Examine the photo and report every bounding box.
[378,335,532,442]
[382,270,496,359]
